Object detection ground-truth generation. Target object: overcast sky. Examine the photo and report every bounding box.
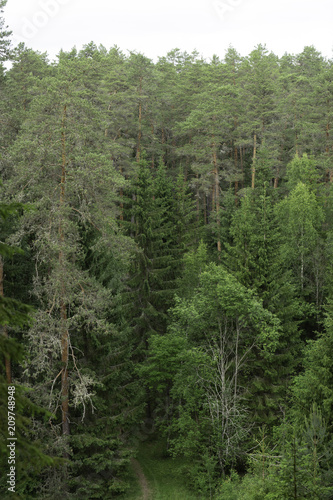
[3,0,333,62]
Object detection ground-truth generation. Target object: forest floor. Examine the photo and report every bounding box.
[124,438,204,500]
[130,457,152,500]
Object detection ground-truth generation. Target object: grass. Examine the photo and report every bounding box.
[122,437,204,500]
[121,466,142,500]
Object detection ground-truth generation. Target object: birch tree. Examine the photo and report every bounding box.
[145,263,281,488]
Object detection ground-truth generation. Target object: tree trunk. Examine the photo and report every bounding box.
[119,188,124,221]
[240,146,244,189]
[196,173,200,224]
[326,117,333,182]
[60,104,70,440]
[295,116,299,157]
[60,299,70,437]
[0,256,11,384]
[251,134,257,189]
[234,145,239,204]
[136,77,142,162]
[212,133,221,255]
[215,163,221,255]
[274,167,279,189]
[119,168,124,221]
[293,434,298,499]
[151,121,155,168]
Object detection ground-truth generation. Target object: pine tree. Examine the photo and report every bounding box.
[175,67,234,254]
[3,45,51,138]
[238,45,279,189]
[5,52,131,495]
[0,0,11,62]
[222,47,244,197]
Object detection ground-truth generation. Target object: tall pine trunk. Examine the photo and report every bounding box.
[212,132,221,254]
[60,104,70,439]
[136,76,142,161]
[251,133,257,189]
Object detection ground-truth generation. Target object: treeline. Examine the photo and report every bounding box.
[1,6,333,498]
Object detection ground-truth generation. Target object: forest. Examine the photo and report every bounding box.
[1,1,333,498]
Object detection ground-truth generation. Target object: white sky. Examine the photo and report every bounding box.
[3,0,333,62]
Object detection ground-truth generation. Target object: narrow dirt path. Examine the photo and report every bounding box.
[131,457,153,500]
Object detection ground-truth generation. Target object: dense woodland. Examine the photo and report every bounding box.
[1,1,333,498]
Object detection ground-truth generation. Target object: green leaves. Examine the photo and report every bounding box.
[139,332,189,393]
[143,261,282,485]
[286,154,320,190]
[276,181,324,306]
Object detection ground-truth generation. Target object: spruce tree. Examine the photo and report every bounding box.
[124,158,181,347]
[225,150,301,429]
